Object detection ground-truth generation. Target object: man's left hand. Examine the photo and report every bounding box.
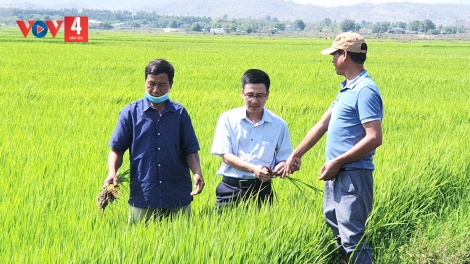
[318,160,341,181]
[190,174,205,196]
[272,162,286,177]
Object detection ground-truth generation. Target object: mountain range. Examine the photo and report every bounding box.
[2,0,470,26]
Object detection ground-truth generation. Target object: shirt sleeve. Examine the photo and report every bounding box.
[274,122,293,164]
[210,113,233,156]
[180,108,200,156]
[358,85,383,124]
[108,106,132,152]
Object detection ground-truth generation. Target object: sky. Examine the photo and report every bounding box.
[290,0,469,7]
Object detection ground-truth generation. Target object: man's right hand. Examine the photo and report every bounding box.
[103,173,119,188]
[282,155,301,178]
[254,165,273,182]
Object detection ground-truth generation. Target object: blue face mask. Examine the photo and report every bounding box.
[145,91,169,104]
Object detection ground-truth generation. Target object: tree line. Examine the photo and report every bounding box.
[0,7,467,35]
[338,18,467,35]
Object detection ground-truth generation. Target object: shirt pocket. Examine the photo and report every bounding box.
[257,141,276,164]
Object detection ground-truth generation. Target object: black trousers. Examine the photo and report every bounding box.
[215,178,273,207]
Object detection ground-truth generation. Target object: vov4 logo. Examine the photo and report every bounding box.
[16,19,62,38]
[16,16,88,42]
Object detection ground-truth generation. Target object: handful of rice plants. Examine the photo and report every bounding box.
[266,166,321,194]
[285,176,322,194]
[97,169,130,211]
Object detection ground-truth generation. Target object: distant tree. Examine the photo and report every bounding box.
[420,19,436,33]
[456,26,467,33]
[441,26,455,34]
[190,22,203,32]
[272,22,286,31]
[294,19,306,30]
[354,23,362,32]
[4,6,463,35]
[157,17,169,28]
[240,21,253,33]
[397,21,407,29]
[101,22,113,30]
[327,20,340,33]
[408,20,420,31]
[169,20,178,28]
[324,18,332,27]
[224,22,237,33]
[340,19,356,32]
[372,21,391,33]
[248,19,269,33]
[50,14,62,21]
[212,17,224,28]
[31,14,44,21]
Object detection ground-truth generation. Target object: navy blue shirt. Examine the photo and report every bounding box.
[109,98,200,208]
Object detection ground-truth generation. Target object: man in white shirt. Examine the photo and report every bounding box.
[211,69,293,208]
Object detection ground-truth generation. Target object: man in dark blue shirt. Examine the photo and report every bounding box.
[103,59,204,223]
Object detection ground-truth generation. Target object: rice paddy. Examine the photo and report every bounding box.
[1,27,469,263]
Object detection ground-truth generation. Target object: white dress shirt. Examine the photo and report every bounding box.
[211,106,292,178]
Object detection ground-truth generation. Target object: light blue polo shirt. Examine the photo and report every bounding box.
[326,70,383,170]
[211,106,292,178]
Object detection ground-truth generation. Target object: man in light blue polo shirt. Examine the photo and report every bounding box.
[284,33,383,263]
[211,69,292,208]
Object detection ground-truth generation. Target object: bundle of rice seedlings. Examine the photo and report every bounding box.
[97,169,130,211]
[97,184,119,210]
[285,176,322,194]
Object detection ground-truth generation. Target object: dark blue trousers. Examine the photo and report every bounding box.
[215,178,273,207]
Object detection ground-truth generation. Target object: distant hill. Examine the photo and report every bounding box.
[1,0,469,26]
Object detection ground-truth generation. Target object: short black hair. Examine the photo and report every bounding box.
[337,50,367,64]
[145,59,174,83]
[241,69,270,91]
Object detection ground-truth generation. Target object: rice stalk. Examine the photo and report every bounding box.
[285,176,322,194]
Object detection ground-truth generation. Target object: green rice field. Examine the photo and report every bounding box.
[1,27,469,263]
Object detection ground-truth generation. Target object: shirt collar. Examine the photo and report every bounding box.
[235,106,274,124]
[340,70,369,90]
[143,98,175,113]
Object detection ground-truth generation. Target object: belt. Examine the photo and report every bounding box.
[222,176,263,189]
